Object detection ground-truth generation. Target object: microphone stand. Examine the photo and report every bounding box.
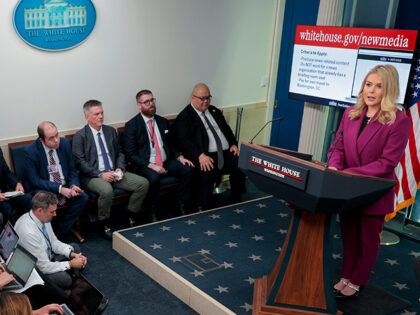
[250,117,284,144]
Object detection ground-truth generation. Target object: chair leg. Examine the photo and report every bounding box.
[70,220,85,243]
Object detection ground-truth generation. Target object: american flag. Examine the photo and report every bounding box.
[386,58,420,221]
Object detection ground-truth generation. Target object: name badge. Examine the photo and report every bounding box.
[48,165,58,173]
[151,148,157,157]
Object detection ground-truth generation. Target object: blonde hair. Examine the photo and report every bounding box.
[349,65,400,124]
[0,292,32,315]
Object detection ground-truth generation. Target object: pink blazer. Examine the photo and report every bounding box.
[328,106,411,215]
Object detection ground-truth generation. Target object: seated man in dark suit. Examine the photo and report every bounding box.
[172,83,246,210]
[0,148,32,225]
[72,100,149,238]
[24,122,88,235]
[122,90,194,221]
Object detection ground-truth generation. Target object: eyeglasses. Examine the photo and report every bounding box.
[138,98,156,105]
[193,95,212,102]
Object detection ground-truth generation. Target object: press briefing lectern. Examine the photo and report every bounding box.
[238,142,396,315]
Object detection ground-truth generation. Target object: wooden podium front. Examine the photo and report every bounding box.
[238,143,396,315]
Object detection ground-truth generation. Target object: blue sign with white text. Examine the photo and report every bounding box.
[13,0,96,51]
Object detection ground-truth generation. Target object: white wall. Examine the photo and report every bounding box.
[0,0,277,140]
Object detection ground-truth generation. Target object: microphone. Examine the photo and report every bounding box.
[325,130,343,168]
[249,117,284,144]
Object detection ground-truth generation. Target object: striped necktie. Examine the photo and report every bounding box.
[42,224,53,261]
[48,150,66,206]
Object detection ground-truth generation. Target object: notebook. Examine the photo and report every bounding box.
[2,244,37,290]
[4,191,24,198]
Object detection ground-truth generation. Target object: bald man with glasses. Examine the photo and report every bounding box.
[172,83,246,210]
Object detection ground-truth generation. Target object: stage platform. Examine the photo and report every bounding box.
[113,196,292,315]
[112,195,417,314]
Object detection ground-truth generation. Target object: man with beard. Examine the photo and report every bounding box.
[122,90,194,221]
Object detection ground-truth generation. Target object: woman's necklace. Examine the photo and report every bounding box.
[366,108,379,124]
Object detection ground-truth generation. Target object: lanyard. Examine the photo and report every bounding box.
[29,212,52,250]
[146,119,157,148]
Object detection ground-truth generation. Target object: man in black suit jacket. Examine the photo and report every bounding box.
[72,100,149,238]
[122,90,194,220]
[0,147,32,225]
[172,83,246,209]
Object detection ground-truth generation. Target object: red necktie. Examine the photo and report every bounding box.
[148,120,163,166]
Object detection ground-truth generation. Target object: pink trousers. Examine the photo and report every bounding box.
[339,212,385,286]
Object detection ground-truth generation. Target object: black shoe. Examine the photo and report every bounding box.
[126,210,140,227]
[102,225,112,240]
[98,220,112,240]
[128,216,136,227]
[177,202,186,216]
[94,297,109,314]
[335,290,359,299]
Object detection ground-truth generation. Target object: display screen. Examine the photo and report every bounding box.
[288,25,418,108]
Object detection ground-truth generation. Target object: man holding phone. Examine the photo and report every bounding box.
[24,122,88,235]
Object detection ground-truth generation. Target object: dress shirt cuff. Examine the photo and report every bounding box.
[51,261,71,272]
[58,185,62,194]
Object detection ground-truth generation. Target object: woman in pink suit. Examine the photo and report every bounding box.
[328,65,411,298]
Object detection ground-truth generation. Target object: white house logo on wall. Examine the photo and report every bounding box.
[13,0,96,51]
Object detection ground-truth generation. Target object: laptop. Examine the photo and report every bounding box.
[0,221,19,261]
[2,244,38,290]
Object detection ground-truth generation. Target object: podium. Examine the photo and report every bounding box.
[238,143,396,315]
